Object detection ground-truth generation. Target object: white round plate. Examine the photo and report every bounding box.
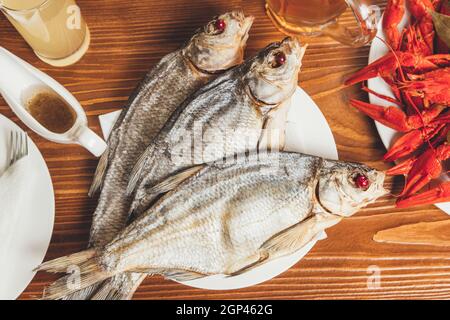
[368,11,450,214]
[0,114,54,299]
[99,87,338,290]
[180,86,338,290]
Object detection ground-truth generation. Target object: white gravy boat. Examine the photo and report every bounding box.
[0,47,106,157]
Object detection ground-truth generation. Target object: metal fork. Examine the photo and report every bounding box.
[1,131,28,177]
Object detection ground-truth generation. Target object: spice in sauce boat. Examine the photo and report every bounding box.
[0,47,106,156]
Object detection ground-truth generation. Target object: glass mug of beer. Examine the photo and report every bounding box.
[0,0,90,66]
[266,0,380,47]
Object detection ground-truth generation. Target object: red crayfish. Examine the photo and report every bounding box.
[345,0,450,208]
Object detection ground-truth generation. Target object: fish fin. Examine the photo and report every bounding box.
[34,249,96,273]
[88,146,109,197]
[228,212,339,278]
[227,252,270,277]
[127,144,156,195]
[258,99,290,152]
[258,124,286,152]
[128,188,162,222]
[91,274,146,300]
[148,165,205,195]
[41,259,113,300]
[279,133,286,151]
[61,284,103,300]
[127,165,205,222]
[90,284,123,300]
[260,213,342,259]
[163,270,207,282]
[124,267,206,282]
[128,267,207,281]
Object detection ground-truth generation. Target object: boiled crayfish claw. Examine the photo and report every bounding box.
[384,124,445,161]
[383,0,405,50]
[396,181,450,208]
[344,52,448,86]
[349,100,445,132]
[398,143,450,197]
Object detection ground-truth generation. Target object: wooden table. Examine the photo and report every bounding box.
[1,0,449,300]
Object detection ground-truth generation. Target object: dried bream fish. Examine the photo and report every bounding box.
[89,37,306,300]
[128,37,306,217]
[36,151,387,300]
[65,11,253,300]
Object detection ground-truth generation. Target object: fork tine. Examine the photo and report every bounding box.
[21,132,27,159]
[21,132,24,158]
[19,131,22,160]
[9,131,12,165]
[15,131,19,163]
[9,131,28,167]
[2,131,28,177]
[8,131,13,166]
[18,131,26,161]
[11,131,17,166]
[25,133,28,157]
[21,132,27,158]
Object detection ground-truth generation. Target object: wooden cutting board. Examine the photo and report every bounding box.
[374,220,450,247]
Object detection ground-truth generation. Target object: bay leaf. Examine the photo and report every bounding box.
[431,8,450,48]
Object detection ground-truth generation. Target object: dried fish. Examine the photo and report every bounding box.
[66,11,253,300]
[89,37,305,300]
[37,151,387,300]
[128,37,306,217]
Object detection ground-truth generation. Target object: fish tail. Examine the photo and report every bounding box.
[36,250,113,300]
[42,265,111,300]
[61,284,103,300]
[88,146,109,197]
[90,283,124,300]
[35,249,96,273]
[90,275,145,300]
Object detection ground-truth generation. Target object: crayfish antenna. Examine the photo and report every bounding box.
[344,53,398,86]
[361,84,402,106]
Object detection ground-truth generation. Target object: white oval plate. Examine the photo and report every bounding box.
[99,87,338,290]
[181,87,338,290]
[0,114,55,299]
[368,10,450,214]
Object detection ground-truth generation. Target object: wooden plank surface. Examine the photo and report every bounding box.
[0,0,449,300]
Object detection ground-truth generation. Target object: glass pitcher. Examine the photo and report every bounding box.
[0,0,90,66]
[266,0,380,47]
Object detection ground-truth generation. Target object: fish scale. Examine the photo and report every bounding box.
[116,153,382,273]
[128,37,305,219]
[37,152,387,300]
[90,53,206,248]
[105,154,318,273]
[59,11,254,300]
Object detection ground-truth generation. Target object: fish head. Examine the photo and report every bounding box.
[245,37,306,112]
[183,11,254,73]
[317,161,388,217]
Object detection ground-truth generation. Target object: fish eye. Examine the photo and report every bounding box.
[214,19,226,34]
[271,51,286,68]
[353,173,370,190]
